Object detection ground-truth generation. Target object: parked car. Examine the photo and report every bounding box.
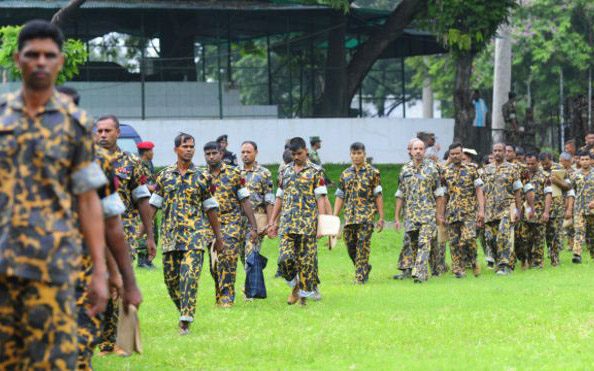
[117,123,142,155]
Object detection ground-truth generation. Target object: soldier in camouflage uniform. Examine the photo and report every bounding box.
[482,143,533,275]
[136,140,157,268]
[95,114,155,355]
[442,143,485,278]
[394,139,446,283]
[239,141,275,299]
[150,134,223,334]
[204,141,258,308]
[334,142,384,284]
[0,21,109,369]
[559,152,576,251]
[502,92,521,146]
[567,152,594,263]
[269,137,330,305]
[516,153,552,268]
[540,152,572,266]
[217,134,238,167]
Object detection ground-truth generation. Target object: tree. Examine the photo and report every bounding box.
[425,0,516,145]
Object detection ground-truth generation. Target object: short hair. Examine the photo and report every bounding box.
[587,131,594,137]
[174,133,194,148]
[538,152,553,161]
[138,148,151,156]
[350,142,365,152]
[203,141,220,152]
[559,152,572,161]
[577,150,591,158]
[241,140,258,151]
[288,137,307,152]
[96,114,120,129]
[525,152,538,161]
[565,139,576,146]
[493,142,506,150]
[216,134,228,143]
[515,146,526,156]
[56,85,80,105]
[410,138,425,149]
[18,20,64,51]
[448,142,463,151]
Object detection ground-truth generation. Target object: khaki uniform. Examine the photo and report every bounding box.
[0,91,105,370]
[442,162,483,275]
[568,169,594,258]
[150,163,218,322]
[277,161,327,297]
[395,159,445,281]
[482,161,524,270]
[335,163,382,283]
[543,163,570,266]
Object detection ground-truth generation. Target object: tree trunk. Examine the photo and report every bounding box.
[314,0,427,117]
[51,0,86,27]
[315,13,348,117]
[453,51,476,145]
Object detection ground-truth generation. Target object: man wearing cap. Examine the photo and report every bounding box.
[310,136,332,186]
[136,140,157,269]
[217,134,238,167]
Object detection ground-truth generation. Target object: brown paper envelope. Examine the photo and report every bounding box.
[116,302,142,355]
[254,213,268,234]
[318,215,340,236]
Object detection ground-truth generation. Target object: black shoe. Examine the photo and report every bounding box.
[454,272,466,279]
[572,255,582,264]
[393,269,412,280]
[487,261,495,269]
[413,278,425,284]
[496,267,511,276]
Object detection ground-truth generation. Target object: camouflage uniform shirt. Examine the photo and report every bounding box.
[569,169,594,215]
[111,147,151,226]
[335,163,382,225]
[522,168,552,223]
[149,163,218,252]
[0,91,106,284]
[442,162,483,224]
[208,163,250,225]
[543,162,569,219]
[395,159,445,232]
[482,162,524,223]
[240,163,275,214]
[277,161,327,236]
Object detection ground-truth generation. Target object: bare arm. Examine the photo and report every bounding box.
[333,197,344,216]
[77,190,108,316]
[317,195,330,215]
[476,187,485,226]
[240,198,258,242]
[137,198,156,261]
[206,208,224,252]
[394,197,403,230]
[543,193,552,222]
[375,194,385,232]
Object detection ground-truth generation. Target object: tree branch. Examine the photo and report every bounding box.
[346,0,428,101]
[51,0,86,27]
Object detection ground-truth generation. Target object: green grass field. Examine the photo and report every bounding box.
[95,164,594,369]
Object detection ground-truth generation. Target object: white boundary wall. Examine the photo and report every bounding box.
[127,118,454,167]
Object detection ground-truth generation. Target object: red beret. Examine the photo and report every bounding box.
[137,141,155,150]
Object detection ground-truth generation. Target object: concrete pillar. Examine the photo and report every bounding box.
[422,77,434,118]
[491,23,512,144]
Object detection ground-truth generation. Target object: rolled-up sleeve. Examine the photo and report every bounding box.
[72,161,108,195]
[544,186,553,194]
[203,197,219,211]
[335,188,345,199]
[149,193,164,208]
[523,183,534,193]
[513,180,523,191]
[132,184,151,201]
[102,193,126,218]
[237,187,250,200]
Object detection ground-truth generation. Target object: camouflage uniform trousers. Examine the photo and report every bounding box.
[478,227,495,264]
[448,220,477,274]
[343,223,373,283]
[209,220,242,305]
[430,238,448,276]
[0,274,77,370]
[76,255,103,370]
[517,222,546,268]
[403,225,435,282]
[278,233,318,296]
[136,218,159,266]
[98,219,139,352]
[545,216,563,266]
[163,249,205,322]
[484,215,514,269]
[397,232,415,271]
[572,213,594,258]
[565,225,574,252]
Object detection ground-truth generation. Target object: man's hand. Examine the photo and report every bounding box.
[87,270,109,317]
[108,270,123,300]
[436,214,445,227]
[267,224,278,239]
[214,234,225,253]
[526,207,535,221]
[376,219,384,233]
[589,200,594,209]
[122,283,143,313]
[476,211,485,228]
[147,238,157,262]
[394,218,401,231]
[541,211,550,223]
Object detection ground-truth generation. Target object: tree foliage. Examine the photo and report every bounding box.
[0,25,88,85]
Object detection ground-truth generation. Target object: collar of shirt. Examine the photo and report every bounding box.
[240,162,260,172]
[171,162,196,175]
[8,89,64,114]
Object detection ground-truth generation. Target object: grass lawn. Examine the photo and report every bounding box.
[95,226,594,370]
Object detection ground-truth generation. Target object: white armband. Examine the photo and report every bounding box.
[544,186,553,194]
[72,162,108,195]
[395,189,403,198]
[513,180,523,191]
[102,193,126,218]
[567,189,576,198]
[434,186,445,197]
[149,193,164,208]
[132,184,151,201]
[523,183,534,193]
[237,187,250,201]
[276,188,284,198]
[373,185,383,196]
[203,197,219,211]
[264,193,276,204]
[335,188,345,199]
[314,185,328,198]
[474,179,484,188]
